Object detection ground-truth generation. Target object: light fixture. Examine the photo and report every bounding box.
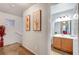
[73,13,78,19]
[62,21,66,24]
[55,16,71,22]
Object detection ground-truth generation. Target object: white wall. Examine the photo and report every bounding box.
[22,4,50,55]
[0,11,22,45]
[78,4,79,55]
[51,3,77,15]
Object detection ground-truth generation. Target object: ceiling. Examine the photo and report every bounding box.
[0,3,34,17]
[0,3,57,17]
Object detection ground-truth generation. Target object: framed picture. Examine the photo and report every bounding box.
[26,15,30,31]
[33,10,41,31]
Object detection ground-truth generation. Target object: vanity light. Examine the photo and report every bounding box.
[73,13,78,19]
[55,17,61,22]
[62,21,66,24]
[62,16,65,21]
[55,16,71,22]
[65,16,71,21]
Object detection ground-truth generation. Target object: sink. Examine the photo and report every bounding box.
[53,34,78,39]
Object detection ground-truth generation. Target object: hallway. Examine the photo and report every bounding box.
[0,3,78,55]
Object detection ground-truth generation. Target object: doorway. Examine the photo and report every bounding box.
[49,3,79,55]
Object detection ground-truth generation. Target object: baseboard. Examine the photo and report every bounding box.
[3,42,20,47]
[22,44,38,55]
[4,41,21,46]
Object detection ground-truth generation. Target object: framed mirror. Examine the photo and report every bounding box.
[61,21,71,34]
[54,20,71,35]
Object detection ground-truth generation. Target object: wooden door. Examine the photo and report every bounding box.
[62,38,73,53]
[53,37,62,49]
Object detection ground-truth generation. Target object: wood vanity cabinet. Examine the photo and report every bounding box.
[53,37,62,49]
[62,38,73,53]
[53,37,73,53]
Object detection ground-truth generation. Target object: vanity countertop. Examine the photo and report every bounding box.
[53,34,78,39]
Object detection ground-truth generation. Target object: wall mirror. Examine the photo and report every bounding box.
[54,20,71,35]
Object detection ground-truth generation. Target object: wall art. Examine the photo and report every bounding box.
[26,15,30,31]
[33,10,41,31]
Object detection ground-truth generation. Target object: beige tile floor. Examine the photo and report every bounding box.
[51,50,62,55]
[0,43,71,55]
[0,43,34,55]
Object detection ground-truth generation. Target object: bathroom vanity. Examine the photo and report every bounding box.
[53,34,74,54]
[52,18,78,54]
[52,34,78,54]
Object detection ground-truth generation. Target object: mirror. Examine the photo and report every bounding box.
[54,20,71,35]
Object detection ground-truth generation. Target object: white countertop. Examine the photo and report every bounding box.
[53,34,78,39]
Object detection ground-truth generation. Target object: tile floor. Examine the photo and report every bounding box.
[51,51,61,55]
[0,43,71,55]
[0,43,34,55]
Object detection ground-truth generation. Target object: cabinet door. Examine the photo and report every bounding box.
[53,37,62,49]
[62,38,73,53]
